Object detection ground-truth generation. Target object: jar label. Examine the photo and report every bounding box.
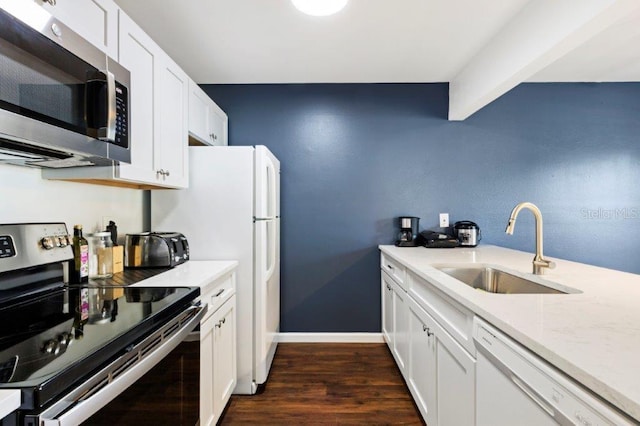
[80,288,89,322]
[80,244,89,278]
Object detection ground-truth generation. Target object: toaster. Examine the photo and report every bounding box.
[124,232,189,268]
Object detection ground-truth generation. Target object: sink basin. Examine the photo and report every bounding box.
[433,264,580,294]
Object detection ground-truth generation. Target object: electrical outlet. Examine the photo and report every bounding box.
[439,213,449,228]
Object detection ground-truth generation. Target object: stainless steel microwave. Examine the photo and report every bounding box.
[0,3,130,168]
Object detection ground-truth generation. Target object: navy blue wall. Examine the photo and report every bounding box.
[202,83,640,333]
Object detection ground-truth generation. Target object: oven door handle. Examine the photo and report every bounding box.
[39,304,206,426]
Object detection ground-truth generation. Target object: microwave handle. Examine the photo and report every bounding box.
[99,70,116,142]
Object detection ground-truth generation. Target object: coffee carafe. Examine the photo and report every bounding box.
[395,216,420,247]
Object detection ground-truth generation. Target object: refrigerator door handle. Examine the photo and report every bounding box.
[265,220,277,281]
[267,159,278,219]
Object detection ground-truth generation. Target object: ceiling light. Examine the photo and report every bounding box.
[291,0,348,17]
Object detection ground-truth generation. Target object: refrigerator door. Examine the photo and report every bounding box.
[254,145,280,219]
[254,217,280,385]
[151,146,257,394]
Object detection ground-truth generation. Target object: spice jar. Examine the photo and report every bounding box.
[88,232,114,279]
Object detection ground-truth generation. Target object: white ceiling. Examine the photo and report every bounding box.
[114,0,640,118]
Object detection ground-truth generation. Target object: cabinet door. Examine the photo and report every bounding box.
[212,296,237,421]
[435,325,475,426]
[188,80,212,144]
[381,271,394,346]
[407,296,437,425]
[155,54,189,188]
[209,100,228,146]
[188,80,228,146]
[200,312,216,426]
[393,281,409,376]
[36,0,118,58]
[407,296,475,426]
[116,10,161,185]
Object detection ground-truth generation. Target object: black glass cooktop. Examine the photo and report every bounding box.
[0,283,199,410]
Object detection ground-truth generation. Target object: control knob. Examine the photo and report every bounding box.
[57,236,68,248]
[58,332,73,347]
[43,340,60,355]
[40,237,55,250]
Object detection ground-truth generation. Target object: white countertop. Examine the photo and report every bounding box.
[379,244,640,422]
[129,260,238,295]
[0,390,20,420]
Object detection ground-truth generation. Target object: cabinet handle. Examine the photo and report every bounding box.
[45,0,56,5]
[386,284,391,291]
[387,264,394,270]
[156,169,171,179]
[215,321,222,328]
[423,325,433,336]
[214,288,225,297]
[221,318,226,324]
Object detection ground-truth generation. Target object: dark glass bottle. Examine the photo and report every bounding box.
[70,224,89,283]
[72,287,89,340]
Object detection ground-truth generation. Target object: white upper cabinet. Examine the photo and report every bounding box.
[35,0,118,58]
[43,9,189,188]
[188,79,228,146]
[116,10,189,188]
[155,54,189,187]
[115,10,158,185]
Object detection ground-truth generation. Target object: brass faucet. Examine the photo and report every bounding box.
[505,202,556,275]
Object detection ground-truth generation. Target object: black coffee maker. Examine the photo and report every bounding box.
[395,216,420,247]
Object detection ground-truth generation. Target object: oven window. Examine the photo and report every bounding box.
[82,341,200,425]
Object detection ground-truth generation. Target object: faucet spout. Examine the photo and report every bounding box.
[505,202,555,275]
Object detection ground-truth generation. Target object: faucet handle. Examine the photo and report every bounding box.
[533,258,555,274]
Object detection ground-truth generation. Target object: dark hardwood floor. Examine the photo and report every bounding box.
[220,343,424,425]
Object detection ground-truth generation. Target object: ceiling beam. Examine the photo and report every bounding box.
[448,0,640,121]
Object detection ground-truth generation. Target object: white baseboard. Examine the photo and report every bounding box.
[277,332,384,343]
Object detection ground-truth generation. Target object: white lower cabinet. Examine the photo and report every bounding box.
[393,280,409,374]
[212,295,237,421]
[382,274,393,344]
[381,271,409,375]
[199,271,237,426]
[407,295,437,424]
[381,253,476,426]
[200,295,236,425]
[407,295,475,426]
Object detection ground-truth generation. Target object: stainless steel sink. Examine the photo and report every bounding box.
[433,264,580,294]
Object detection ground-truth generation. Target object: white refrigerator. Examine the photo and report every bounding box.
[151,145,280,394]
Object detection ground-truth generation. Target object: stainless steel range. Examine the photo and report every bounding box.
[0,223,205,425]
